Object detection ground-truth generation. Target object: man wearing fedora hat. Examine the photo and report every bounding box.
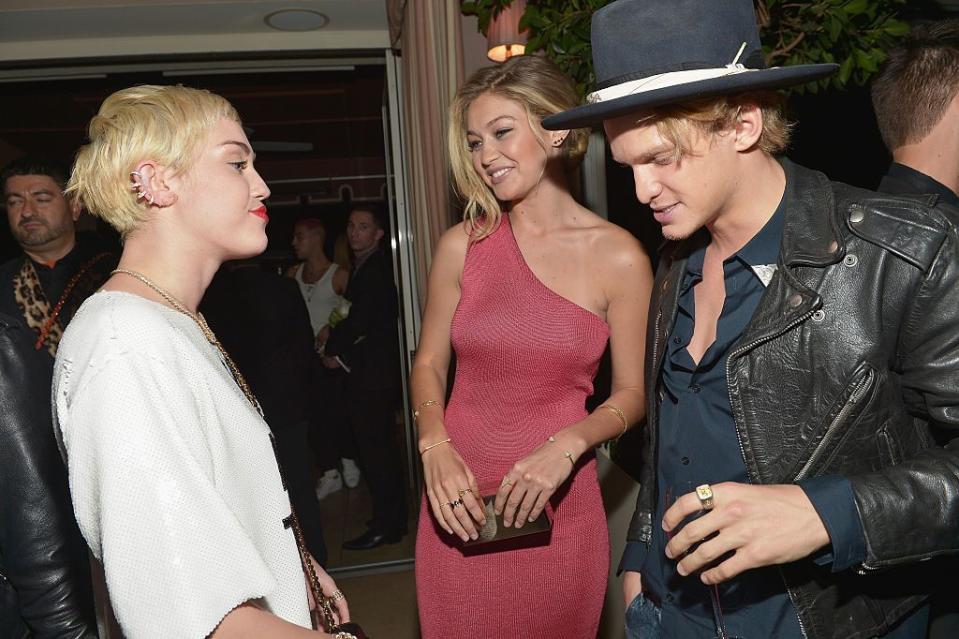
[544,1,959,638]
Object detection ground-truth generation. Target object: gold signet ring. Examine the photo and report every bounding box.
[695,484,715,511]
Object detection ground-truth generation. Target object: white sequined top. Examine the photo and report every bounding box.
[52,291,311,638]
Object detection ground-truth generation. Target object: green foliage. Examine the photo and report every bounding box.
[760,0,909,93]
[460,0,911,96]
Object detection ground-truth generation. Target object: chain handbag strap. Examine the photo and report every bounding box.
[288,510,339,631]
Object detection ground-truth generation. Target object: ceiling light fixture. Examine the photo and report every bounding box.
[264,9,330,32]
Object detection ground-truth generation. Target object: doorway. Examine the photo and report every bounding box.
[0,53,421,574]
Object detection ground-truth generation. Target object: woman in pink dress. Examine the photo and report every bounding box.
[412,55,653,637]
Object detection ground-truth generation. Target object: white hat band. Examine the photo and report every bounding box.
[586,63,760,104]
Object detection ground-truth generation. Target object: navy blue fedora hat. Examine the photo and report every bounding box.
[542,0,838,130]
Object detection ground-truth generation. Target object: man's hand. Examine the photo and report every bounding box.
[315,325,331,353]
[622,570,643,608]
[663,482,830,585]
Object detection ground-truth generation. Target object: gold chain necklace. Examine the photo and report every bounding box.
[111,268,261,416]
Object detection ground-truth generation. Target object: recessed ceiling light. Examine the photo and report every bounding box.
[264,9,330,32]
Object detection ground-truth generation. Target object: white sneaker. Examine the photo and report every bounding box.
[341,458,361,488]
[315,469,343,500]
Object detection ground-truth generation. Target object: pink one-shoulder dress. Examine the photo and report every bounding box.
[415,214,611,638]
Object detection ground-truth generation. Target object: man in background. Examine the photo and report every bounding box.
[288,217,359,500]
[0,156,116,358]
[201,260,329,565]
[324,205,406,550]
[872,19,959,638]
[871,19,959,208]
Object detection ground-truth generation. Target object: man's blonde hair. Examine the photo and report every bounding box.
[448,55,589,241]
[67,84,240,238]
[644,91,791,159]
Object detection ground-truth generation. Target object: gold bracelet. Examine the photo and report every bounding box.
[598,404,629,437]
[420,437,451,455]
[413,399,441,423]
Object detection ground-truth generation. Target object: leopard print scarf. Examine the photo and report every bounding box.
[12,253,112,356]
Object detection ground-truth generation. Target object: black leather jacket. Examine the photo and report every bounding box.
[0,313,97,638]
[627,160,959,639]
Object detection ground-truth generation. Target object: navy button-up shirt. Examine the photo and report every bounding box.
[617,194,924,637]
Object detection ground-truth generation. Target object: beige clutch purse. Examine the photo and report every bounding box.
[461,492,552,546]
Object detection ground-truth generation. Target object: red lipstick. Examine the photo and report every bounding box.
[250,204,269,222]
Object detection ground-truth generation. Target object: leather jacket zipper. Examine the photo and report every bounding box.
[726,306,818,483]
[725,305,816,639]
[779,566,810,639]
[793,367,875,482]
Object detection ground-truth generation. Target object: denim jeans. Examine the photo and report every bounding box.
[625,593,662,639]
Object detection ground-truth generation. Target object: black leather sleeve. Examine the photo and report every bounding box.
[0,317,98,638]
[850,209,959,570]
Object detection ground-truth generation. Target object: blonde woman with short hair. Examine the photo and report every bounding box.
[55,85,355,638]
[411,55,653,637]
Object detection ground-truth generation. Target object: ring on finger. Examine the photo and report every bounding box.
[458,488,473,498]
[501,477,513,487]
[695,484,715,511]
[448,498,463,509]
[330,589,345,602]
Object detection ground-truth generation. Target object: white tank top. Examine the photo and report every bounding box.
[294,262,344,336]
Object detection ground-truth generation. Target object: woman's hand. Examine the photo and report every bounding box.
[306,555,350,625]
[493,437,577,527]
[421,443,486,542]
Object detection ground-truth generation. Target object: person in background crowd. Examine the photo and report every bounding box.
[0,156,116,359]
[288,217,359,500]
[872,19,959,207]
[543,1,959,637]
[202,259,329,566]
[1,155,115,637]
[323,205,407,551]
[871,18,959,638]
[411,54,651,638]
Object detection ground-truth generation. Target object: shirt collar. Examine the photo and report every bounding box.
[736,191,786,267]
[684,192,786,281]
[886,162,959,208]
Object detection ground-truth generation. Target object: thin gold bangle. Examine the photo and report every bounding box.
[598,404,629,437]
[413,399,441,423]
[547,435,576,467]
[420,437,451,456]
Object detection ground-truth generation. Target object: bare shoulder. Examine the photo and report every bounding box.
[581,214,650,274]
[432,221,472,271]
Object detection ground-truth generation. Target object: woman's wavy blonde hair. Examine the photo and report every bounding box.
[448,55,588,241]
[67,84,240,238]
